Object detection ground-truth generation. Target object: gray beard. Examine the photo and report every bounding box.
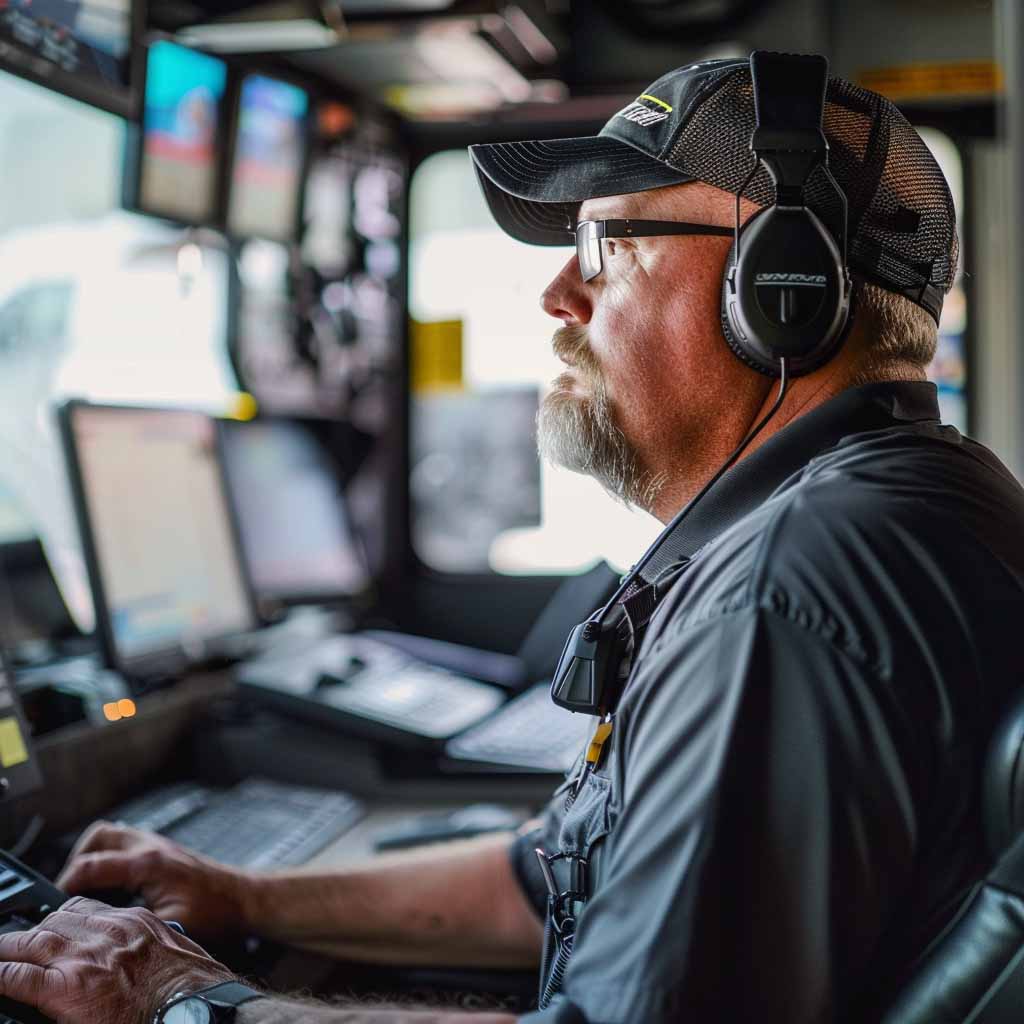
[536,326,666,510]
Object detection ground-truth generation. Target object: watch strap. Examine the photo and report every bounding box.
[155,981,264,1023]
[198,981,264,1010]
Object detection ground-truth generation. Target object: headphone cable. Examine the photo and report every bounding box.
[598,356,790,615]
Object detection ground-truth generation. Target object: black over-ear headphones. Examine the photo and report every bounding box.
[721,51,852,378]
[550,51,848,720]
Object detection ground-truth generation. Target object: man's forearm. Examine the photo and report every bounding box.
[239,833,542,968]
[238,999,516,1024]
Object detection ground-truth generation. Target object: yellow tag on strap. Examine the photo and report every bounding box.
[585,721,614,768]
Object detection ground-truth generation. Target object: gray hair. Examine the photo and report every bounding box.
[852,277,939,370]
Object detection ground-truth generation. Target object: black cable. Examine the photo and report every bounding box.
[596,357,790,618]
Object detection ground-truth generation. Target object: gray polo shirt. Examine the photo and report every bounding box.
[514,381,1024,1024]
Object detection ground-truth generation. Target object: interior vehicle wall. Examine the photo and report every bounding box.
[830,0,993,79]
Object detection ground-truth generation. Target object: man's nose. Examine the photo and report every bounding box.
[541,255,592,324]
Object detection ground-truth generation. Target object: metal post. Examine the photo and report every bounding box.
[996,0,1024,476]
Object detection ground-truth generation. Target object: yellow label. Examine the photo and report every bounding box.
[858,61,1002,102]
[228,392,259,422]
[585,721,614,766]
[410,318,464,393]
[0,718,28,768]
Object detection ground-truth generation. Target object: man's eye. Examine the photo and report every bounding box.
[606,239,620,256]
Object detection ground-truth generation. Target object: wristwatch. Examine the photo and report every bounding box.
[154,981,265,1023]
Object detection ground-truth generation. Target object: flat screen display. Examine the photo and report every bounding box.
[227,74,309,243]
[137,40,227,225]
[62,403,256,671]
[220,417,370,603]
[0,0,138,117]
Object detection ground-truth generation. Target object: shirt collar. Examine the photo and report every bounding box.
[644,380,940,575]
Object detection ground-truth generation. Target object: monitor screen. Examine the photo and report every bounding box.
[135,40,227,225]
[0,0,139,117]
[220,417,370,604]
[61,403,255,672]
[227,74,309,243]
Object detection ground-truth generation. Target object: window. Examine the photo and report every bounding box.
[917,128,967,433]
[0,69,240,630]
[409,150,662,576]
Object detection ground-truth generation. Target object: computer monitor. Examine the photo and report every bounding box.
[219,417,370,609]
[124,39,229,226]
[226,73,310,244]
[58,402,257,680]
[0,0,142,118]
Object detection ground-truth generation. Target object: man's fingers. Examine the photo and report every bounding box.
[0,927,67,966]
[62,821,136,870]
[0,960,51,1008]
[57,851,147,895]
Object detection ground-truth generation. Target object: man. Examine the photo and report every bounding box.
[1,55,1022,1024]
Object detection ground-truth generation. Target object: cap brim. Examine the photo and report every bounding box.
[470,135,694,246]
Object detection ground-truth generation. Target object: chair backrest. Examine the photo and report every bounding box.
[879,692,1024,1022]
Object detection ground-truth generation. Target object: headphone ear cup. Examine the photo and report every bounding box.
[719,238,744,359]
[721,205,850,378]
[720,232,774,374]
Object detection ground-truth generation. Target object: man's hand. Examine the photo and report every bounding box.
[0,897,234,1024]
[58,823,252,939]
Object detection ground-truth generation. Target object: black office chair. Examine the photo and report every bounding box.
[879,692,1024,1021]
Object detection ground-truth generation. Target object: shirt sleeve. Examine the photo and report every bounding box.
[519,605,921,1024]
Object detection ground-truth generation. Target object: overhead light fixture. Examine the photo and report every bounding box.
[176,0,345,53]
[413,22,533,103]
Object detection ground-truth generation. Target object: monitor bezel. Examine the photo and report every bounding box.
[122,35,234,230]
[218,413,373,621]
[223,69,313,246]
[0,0,145,120]
[56,399,260,686]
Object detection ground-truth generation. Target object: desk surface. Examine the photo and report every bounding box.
[305,803,532,868]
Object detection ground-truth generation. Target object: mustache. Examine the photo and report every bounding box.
[551,324,600,376]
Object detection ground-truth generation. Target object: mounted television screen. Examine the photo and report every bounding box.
[226,74,309,243]
[0,0,140,118]
[130,40,228,225]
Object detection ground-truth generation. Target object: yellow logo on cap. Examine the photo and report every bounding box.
[638,93,673,112]
[617,93,672,127]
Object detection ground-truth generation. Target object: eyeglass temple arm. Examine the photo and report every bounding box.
[600,219,734,238]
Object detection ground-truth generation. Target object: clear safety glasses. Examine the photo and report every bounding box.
[574,218,734,282]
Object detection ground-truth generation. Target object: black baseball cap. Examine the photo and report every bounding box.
[470,57,957,324]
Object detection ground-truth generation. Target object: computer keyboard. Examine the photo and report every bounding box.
[237,633,507,746]
[445,682,594,773]
[0,850,68,1024]
[110,778,364,869]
